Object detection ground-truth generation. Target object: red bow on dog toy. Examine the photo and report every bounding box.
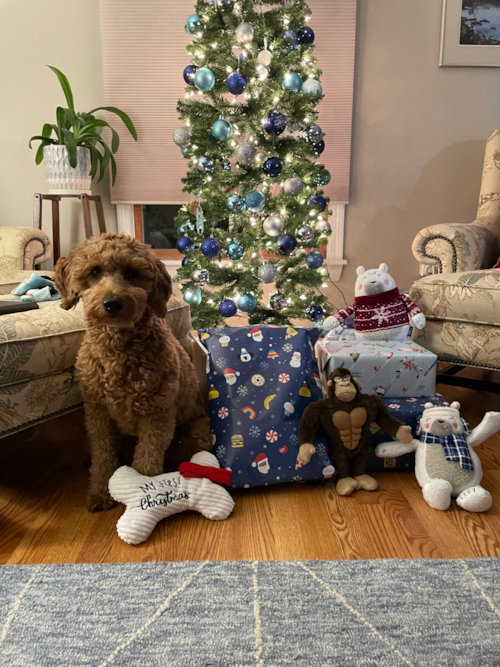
[179,461,232,487]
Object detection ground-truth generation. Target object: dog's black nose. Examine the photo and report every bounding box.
[103,297,123,316]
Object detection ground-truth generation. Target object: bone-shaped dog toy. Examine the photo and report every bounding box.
[108,451,235,545]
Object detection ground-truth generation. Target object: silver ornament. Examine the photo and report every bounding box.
[269,291,287,311]
[191,269,209,286]
[257,49,272,66]
[235,141,257,165]
[296,224,314,243]
[307,123,324,143]
[302,78,323,96]
[263,214,284,237]
[283,177,304,196]
[256,64,269,80]
[173,126,191,147]
[258,262,278,284]
[315,218,331,233]
[235,21,254,44]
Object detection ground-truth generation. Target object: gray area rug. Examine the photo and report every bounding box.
[1,559,500,666]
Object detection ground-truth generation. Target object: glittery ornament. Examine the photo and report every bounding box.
[258,262,278,284]
[263,214,284,237]
[313,139,325,155]
[183,286,202,306]
[264,111,287,136]
[194,67,215,91]
[235,22,254,43]
[225,194,246,213]
[306,251,324,269]
[314,169,331,186]
[201,237,221,258]
[257,49,272,66]
[302,79,323,96]
[196,155,215,173]
[315,218,331,233]
[245,190,266,212]
[263,157,282,178]
[235,141,256,165]
[280,29,299,54]
[307,123,324,143]
[298,26,315,44]
[283,176,304,196]
[176,236,195,254]
[188,203,200,215]
[212,119,232,141]
[282,72,302,93]
[308,195,327,212]
[277,233,297,255]
[222,161,232,171]
[296,224,314,243]
[191,269,209,286]
[219,299,238,317]
[226,71,247,95]
[177,222,195,235]
[306,304,324,321]
[237,293,256,312]
[269,292,287,310]
[183,65,198,86]
[173,127,191,147]
[226,241,244,260]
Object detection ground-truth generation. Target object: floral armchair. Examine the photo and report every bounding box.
[409,130,500,377]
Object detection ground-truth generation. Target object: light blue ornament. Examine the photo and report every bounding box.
[306,251,324,269]
[314,169,331,186]
[237,293,256,313]
[302,78,323,96]
[245,190,266,212]
[280,29,299,54]
[226,241,244,260]
[212,119,232,141]
[181,146,192,158]
[226,194,246,213]
[194,67,215,91]
[282,72,303,93]
[186,14,203,35]
[183,286,202,306]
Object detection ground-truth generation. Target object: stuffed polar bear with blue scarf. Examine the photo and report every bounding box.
[375,402,500,512]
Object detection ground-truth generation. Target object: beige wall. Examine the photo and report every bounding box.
[0,0,116,267]
[334,0,499,306]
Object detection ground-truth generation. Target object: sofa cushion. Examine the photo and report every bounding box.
[410,269,500,327]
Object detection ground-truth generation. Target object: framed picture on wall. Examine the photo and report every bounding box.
[440,0,500,66]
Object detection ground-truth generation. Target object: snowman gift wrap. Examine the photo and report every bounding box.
[324,264,426,341]
[200,326,334,488]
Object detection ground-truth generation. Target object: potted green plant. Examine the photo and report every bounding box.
[29,66,137,193]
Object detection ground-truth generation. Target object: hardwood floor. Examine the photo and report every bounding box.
[1,369,499,564]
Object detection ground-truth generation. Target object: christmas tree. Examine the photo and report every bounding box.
[173,0,334,328]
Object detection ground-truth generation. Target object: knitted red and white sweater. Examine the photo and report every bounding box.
[334,288,422,333]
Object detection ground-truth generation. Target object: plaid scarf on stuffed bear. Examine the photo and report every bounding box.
[418,420,473,471]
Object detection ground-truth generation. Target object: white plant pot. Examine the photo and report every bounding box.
[43,144,92,194]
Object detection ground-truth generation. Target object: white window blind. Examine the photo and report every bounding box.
[99,0,356,204]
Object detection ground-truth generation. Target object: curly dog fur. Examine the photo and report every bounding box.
[55,233,211,512]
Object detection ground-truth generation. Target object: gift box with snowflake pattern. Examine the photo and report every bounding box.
[200,325,334,489]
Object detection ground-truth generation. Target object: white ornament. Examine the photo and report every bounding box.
[315,218,331,233]
[256,64,269,81]
[257,49,272,66]
[235,21,254,44]
[263,214,284,237]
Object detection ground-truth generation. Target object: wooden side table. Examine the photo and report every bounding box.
[33,193,107,265]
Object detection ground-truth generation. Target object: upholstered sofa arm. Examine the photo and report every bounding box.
[0,226,52,271]
[411,221,499,274]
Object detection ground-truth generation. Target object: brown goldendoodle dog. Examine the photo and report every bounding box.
[55,233,211,512]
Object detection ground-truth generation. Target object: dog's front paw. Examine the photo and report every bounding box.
[132,458,163,477]
[87,489,116,512]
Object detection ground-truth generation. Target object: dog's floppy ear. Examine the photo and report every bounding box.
[148,256,172,319]
[54,255,80,309]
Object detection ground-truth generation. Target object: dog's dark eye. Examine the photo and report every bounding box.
[124,268,137,281]
[91,266,102,278]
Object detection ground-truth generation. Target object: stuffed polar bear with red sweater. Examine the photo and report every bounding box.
[324,264,426,341]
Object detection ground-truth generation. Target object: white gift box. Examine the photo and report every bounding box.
[316,332,437,398]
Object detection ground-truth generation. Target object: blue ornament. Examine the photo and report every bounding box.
[264,111,287,136]
[219,299,237,317]
[183,65,198,86]
[194,67,215,91]
[201,237,221,258]
[182,257,190,267]
[226,71,247,95]
[186,14,203,35]
[277,233,297,255]
[306,304,324,322]
[226,194,246,213]
[226,241,244,260]
[313,140,325,155]
[306,251,324,269]
[308,195,327,212]
[181,146,193,157]
[282,72,303,93]
[176,236,195,254]
[298,26,315,44]
[245,190,266,212]
[280,29,299,54]
[263,157,282,178]
[222,161,232,171]
[237,293,257,313]
[212,119,232,141]
[314,169,331,186]
[183,286,202,306]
